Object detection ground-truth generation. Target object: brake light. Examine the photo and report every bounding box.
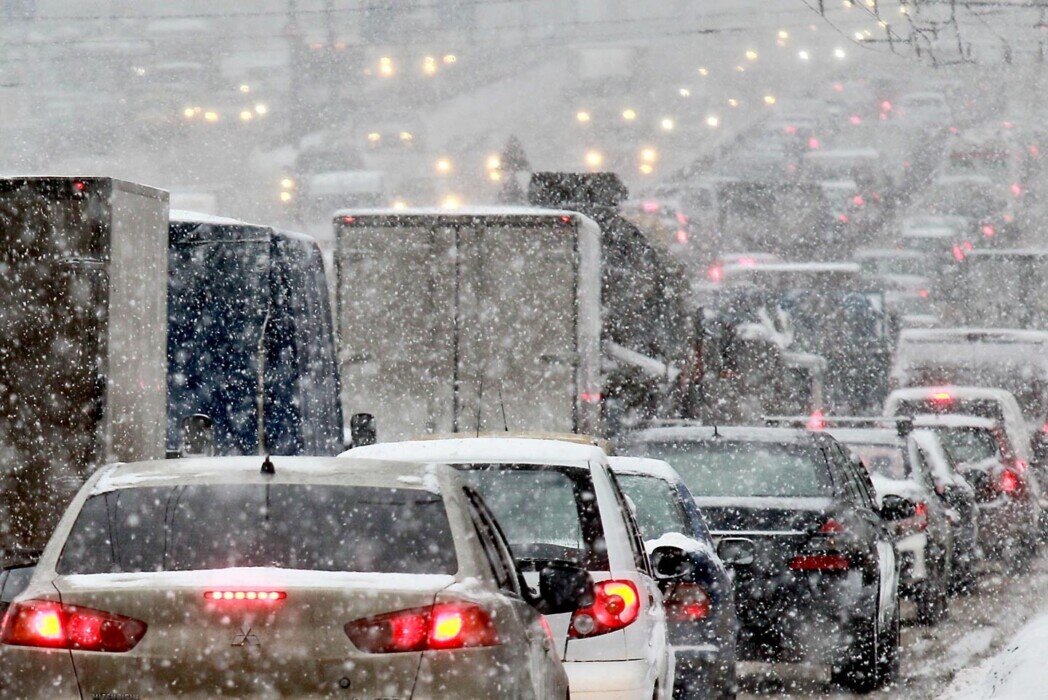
[930,390,953,404]
[819,518,845,534]
[664,583,710,621]
[912,501,929,532]
[849,114,862,125]
[738,256,757,267]
[205,590,286,602]
[0,600,146,652]
[952,245,965,262]
[838,213,850,223]
[570,580,640,638]
[345,602,498,653]
[789,554,850,571]
[919,288,929,298]
[982,224,996,237]
[707,264,724,282]
[808,137,821,150]
[997,469,1020,494]
[1011,183,1024,197]
[807,410,826,431]
[675,228,689,244]
[852,194,865,206]
[579,391,603,404]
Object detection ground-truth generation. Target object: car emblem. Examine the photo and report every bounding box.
[231,626,261,647]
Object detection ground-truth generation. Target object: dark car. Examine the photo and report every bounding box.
[610,456,738,699]
[625,425,906,692]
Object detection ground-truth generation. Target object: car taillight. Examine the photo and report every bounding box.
[997,469,1021,495]
[345,602,498,653]
[707,264,724,282]
[788,554,850,571]
[664,583,710,621]
[570,580,640,638]
[0,600,146,652]
[912,501,929,532]
[819,518,845,534]
[204,590,286,602]
[807,410,826,430]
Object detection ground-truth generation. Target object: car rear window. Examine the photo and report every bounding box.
[617,474,689,540]
[635,441,834,498]
[459,465,608,570]
[845,444,910,480]
[895,398,1005,423]
[935,428,1002,464]
[57,485,457,575]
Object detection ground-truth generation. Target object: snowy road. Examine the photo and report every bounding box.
[737,550,1048,698]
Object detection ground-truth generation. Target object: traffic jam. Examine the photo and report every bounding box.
[3,1,1048,699]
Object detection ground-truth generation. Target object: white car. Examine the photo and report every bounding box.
[344,437,675,699]
[0,457,574,699]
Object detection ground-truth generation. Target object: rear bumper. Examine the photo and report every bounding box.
[0,647,80,698]
[672,645,734,699]
[977,498,1038,555]
[566,659,655,699]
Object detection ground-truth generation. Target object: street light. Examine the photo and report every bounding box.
[576,110,591,123]
[798,50,811,61]
[745,49,759,61]
[834,47,847,59]
[435,157,453,174]
[706,115,720,128]
[585,150,604,168]
[660,117,675,132]
[622,108,637,122]
[641,148,657,163]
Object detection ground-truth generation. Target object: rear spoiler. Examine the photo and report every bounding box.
[764,415,914,437]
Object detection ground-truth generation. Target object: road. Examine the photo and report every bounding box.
[737,549,1048,698]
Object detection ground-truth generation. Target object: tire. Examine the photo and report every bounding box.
[831,613,880,693]
[877,594,901,686]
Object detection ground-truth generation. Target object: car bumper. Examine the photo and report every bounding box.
[977,498,1038,555]
[566,659,655,699]
[672,645,734,699]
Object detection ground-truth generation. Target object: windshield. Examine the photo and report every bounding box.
[57,485,457,575]
[845,444,910,480]
[935,428,1002,464]
[617,474,689,540]
[634,441,834,498]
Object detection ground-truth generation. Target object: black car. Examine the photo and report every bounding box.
[625,425,907,692]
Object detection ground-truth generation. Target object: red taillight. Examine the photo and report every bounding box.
[72,180,87,193]
[998,469,1021,494]
[341,215,357,225]
[912,501,929,532]
[1011,183,1024,197]
[881,100,892,112]
[570,580,640,638]
[345,602,498,653]
[579,391,603,404]
[0,600,146,652]
[930,390,953,405]
[707,264,724,282]
[819,518,845,534]
[675,228,689,244]
[789,554,850,571]
[838,213,850,223]
[852,194,865,206]
[808,137,821,150]
[919,288,930,299]
[807,410,826,431]
[849,114,862,125]
[982,224,996,238]
[204,590,286,602]
[738,256,757,267]
[665,583,710,621]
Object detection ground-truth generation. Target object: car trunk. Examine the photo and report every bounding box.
[55,569,452,698]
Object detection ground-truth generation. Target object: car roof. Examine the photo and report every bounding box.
[887,385,1017,402]
[899,327,1048,344]
[826,428,903,446]
[91,456,443,495]
[966,248,1048,259]
[608,456,683,484]
[911,413,999,429]
[626,425,824,446]
[169,209,246,226]
[342,437,606,467]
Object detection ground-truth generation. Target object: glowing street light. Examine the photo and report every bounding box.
[422,56,438,76]
[254,103,268,115]
[442,54,457,64]
[764,94,777,105]
[585,149,604,168]
[239,110,254,122]
[697,67,709,76]
[441,194,462,210]
[204,110,219,122]
[778,29,790,40]
[639,163,654,175]
[622,108,637,122]
[378,56,395,77]
[435,157,453,174]
[745,49,759,61]
[486,154,501,170]
[834,47,847,59]
[727,98,740,107]
[641,148,658,163]
[798,50,811,61]
[239,84,250,94]
[706,115,720,128]
[367,132,381,143]
[576,110,591,123]
[660,117,675,132]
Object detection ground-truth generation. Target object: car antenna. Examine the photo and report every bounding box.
[475,375,484,437]
[261,454,275,476]
[498,387,509,432]
[712,424,720,438]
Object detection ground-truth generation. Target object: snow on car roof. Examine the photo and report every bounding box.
[170,209,248,226]
[92,456,441,495]
[724,261,861,275]
[332,205,590,220]
[342,437,606,467]
[803,148,879,159]
[887,385,1018,402]
[826,428,903,446]
[626,425,820,446]
[966,248,1048,258]
[853,248,926,260]
[608,456,682,483]
[902,227,955,239]
[900,327,1048,344]
[911,414,999,429]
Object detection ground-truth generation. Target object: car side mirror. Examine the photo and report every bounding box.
[879,494,917,521]
[533,560,593,615]
[650,545,692,581]
[179,414,215,457]
[349,412,377,449]
[717,537,756,567]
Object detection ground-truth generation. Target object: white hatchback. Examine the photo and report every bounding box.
[0,457,574,699]
[344,437,675,699]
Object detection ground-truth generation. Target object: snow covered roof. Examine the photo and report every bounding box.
[826,428,902,447]
[342,437,607,467]
[966,248,1048,258]
[727,261,862,274]
[911,414,999,430]
[608,456,682,483]
[306,171,386,195]
[887,385,1018,403]
[902,227,956,239]
[626,425,819,446]
[169,209,247,226]
[91,456,439,495]
[900,328,1048,345]
[803,147,879,160]
[333,206,590,220]
[853,248,926,260]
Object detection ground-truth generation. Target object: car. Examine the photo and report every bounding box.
[884,385,1033,463]
[912,413,1041,569]
[0,456,578,698]
[343,437,675,699]
[829,426,961,617]
[609,456,738,699]
[624,425,905,692]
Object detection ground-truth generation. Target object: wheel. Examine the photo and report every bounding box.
[915,555,949,625]
[876,594,901,686]
[831,613,880,693]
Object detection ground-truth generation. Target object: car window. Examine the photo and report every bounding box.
[463,488,520,595]
[458,464,609,570]
[636,440,834,498]
[57,485,458,575]
[616,474,691,541]
[606,469,653,574]
[846,443,910,480]
[936,427,1002,463]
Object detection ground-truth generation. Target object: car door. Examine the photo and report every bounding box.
[464,488,564,699]
[837,445,897,631]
